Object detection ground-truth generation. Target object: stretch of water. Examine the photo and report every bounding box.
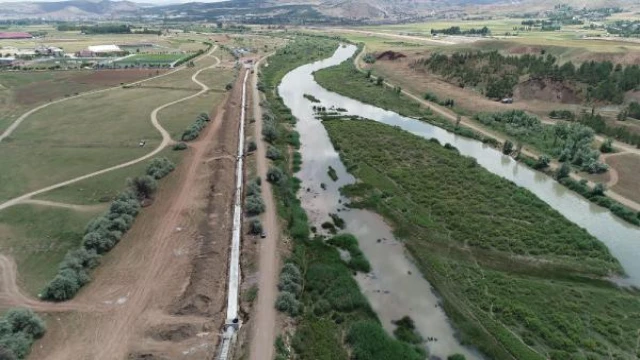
[277,44,640,359]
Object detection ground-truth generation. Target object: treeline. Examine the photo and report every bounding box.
[607,20,640,37]
[0,309,46,360]
[41,157,176,301]
[57,24,131,34]
[413,51,640,103]
[578,111,640,147]
[430,26,490,36]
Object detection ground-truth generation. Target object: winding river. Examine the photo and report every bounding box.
[277,44,640,359]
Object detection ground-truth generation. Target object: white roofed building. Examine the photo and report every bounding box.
[78,45,126,57]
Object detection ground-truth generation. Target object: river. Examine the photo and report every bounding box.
[277,44,640,359]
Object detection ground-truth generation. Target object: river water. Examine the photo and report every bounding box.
[278,44,640,359]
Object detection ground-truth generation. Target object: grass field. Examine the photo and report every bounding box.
[324,119,639,360]
[0,204,103,295]
[115,53,185,65]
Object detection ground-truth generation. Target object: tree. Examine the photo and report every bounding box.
[448,355,466,360]
[245,195,265,216]
[534,155,551,169]
[592,183,606,196]
[600,138,614,153]
[502,140,514,155]
[375,77,384,86]
[249,219,263,235]
[4,309,45,339]
[556,163,571,179]
[128,176,157,200]
[267,166,285,184]
[275,292,300,316]
[248,141,257,152]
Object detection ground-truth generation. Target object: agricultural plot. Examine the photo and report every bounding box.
[114,53,185,66]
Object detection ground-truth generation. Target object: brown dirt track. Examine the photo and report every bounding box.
[0,69,249,360]
[605,153,640,205]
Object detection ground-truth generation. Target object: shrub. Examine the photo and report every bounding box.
[246,194,266,216]
[534,155,551,169]
[556,163,571,179]
[41,273,80,301]
[376,77,384,86]
[249,219,263,235]
[246,179,262,196]
[181,113,211,141]
[128,175,158,200]
[173,142,188,151]
[262,122,279,143]
[448,355,467,360]
[266,146,282,160]
[600,138,614,153]
[275,292,300,316]
[248,140,257,152]
[146,157,176,179]
[4,309,46,339]
[502,140,514,155]
[592,183,606,196]
[346,321,425,360]
[267,167,286,185]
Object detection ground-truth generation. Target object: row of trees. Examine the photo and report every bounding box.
[181,112,211,141]
[57,24,132,34]
[413,50,640,104]
[41,157,176,301]
[430,26,490,36]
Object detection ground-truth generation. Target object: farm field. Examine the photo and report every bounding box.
[324,118,639,360]
[114,53,185,66]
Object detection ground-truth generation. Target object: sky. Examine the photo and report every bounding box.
[0,0,229,3]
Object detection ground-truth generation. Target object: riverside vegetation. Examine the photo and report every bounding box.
[324,118,640,360]
[259,37,428,359]
[314,51,640,226]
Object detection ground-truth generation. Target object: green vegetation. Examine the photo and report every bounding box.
[0,308,46,359]
[181,112,211,141]
[413,51,640,103]
[392,316,422,344]
[303,94,321,103]
[314,58,481,141]
[430,26,490,36]
[475,111,607,173]
[57,24,133,34]
[261,37,425,359]
[327,234,371,273]
[327,166,338,181]
[40,156,174,301]
[324,118,640,360]
[579,112,640,148]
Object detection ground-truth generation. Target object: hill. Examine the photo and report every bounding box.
[0,0,141,20]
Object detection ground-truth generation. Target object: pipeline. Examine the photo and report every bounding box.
[217,68,250,360]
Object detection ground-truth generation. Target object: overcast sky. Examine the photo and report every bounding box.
[0,0,229,3]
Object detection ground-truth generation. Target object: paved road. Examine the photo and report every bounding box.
[0,47,220,212]
[354,47,640,212]
[249,53,280,360]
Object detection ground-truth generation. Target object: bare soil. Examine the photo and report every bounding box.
[605,153,640,204]
[13,70,248,360]
[513,78,582,104]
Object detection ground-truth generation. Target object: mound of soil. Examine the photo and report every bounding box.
[514,78,581,104]
[377,51,407,61]
[147,323,199,342]
[128,353,171,360]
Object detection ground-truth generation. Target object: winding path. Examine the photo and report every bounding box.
[0,47,220,212]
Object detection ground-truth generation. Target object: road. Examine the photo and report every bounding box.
[248,53,281,360]
[354,47,640,212]
[0,47,220,212]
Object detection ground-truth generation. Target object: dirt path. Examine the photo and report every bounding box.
[20,199,108,212]
[0,47,220,213]
[26,69,244,360]
[602,152,629,188]
[0,255,98,313]
[354,47,640,212]
[248,55,281,360]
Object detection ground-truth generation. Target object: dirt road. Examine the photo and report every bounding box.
[25,66,246,360]
[248,54,281,360]
[354,47,640,212]
[0,48,220,212]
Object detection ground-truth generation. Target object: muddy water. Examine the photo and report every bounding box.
[278,44,640,358]
[279,48,482,359]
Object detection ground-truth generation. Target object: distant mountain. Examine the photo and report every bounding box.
[0,0,141,20]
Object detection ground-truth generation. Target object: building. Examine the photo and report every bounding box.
[0,32,33,40]
[78,45,126,57]
[0,57,16,67]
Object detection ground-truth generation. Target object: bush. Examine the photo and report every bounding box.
[249,219,263,235]
[181,113,211,141]
[267,167,286,185]
[275,292,300,316]
[4,309,45,339]
[128,175,158,200]
[600,138,614,153]
[502,140,514,155]
[248,140,257,152]
[246,178,262,196]
[448,355,467,360]
[534,155,551,169]
[262,122,279,143]
[347,321,425,360]
[556,163,571,179]
[246,194,266,216]
[41,273,80,301]
[173,142,188,151]
[266,146,282,160]
[146,157,176,179]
